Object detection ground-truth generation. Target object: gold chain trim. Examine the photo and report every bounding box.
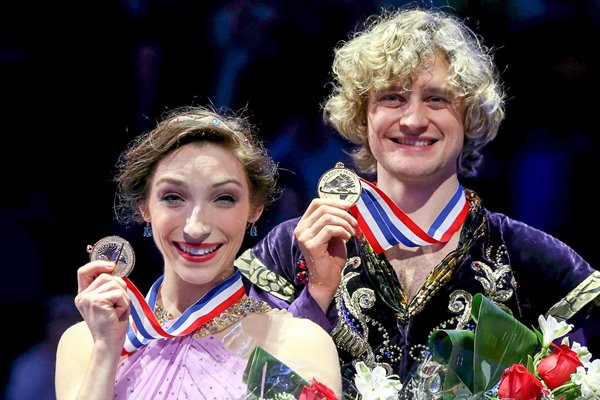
[154,304,174,326]
[154,296,272,339]
[193,296,271,338]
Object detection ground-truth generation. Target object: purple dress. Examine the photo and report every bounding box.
[114,334,248,399]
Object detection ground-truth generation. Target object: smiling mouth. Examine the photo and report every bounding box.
[390,138,434,146]
[177,243,221,256]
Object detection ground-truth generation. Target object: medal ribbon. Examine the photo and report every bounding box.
[349,178,469,254]
[121,270,245,355]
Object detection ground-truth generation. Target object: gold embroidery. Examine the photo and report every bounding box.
[471,245,514,314]
[448,290,473,329]
[332,256,401,372]
[546,270,600,320]
[331,257,374,363]
[235,248,296,301]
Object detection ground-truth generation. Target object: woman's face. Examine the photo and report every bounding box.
[141,142,261,291]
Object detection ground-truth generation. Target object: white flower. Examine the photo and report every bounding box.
[354,361,402,400]
[570,340,593,365]
[538,315,573,348]
[270,394,296,400]
[571,359,600,399]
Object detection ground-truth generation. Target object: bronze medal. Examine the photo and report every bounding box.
[317,162,362,205]
[86,235,135,278]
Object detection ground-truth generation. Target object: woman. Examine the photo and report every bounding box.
[55,105,342,399]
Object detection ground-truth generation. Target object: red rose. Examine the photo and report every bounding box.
[537,344,583,390]
[298,379,339,400]
[498,364,544,400]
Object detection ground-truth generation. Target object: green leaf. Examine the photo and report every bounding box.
[471,294,538,394]
[429,329,475,399]
[526,355,535,374]
[428,294,539,398]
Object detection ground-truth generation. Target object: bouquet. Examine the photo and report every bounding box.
[243,346,402,400]
[243,346,339,400]
[428,293,599,399]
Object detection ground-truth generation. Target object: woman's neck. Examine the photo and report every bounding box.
[157,271,225,317]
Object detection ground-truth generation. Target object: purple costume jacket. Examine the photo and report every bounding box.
[235,191,599,397]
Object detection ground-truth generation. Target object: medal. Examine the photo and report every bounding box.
[86,235,135,278]
[317,162,362,205]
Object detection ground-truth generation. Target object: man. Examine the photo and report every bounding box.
[235,6,599,398]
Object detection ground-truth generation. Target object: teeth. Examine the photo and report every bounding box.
[394,139,431,146]
[181,244,218,256]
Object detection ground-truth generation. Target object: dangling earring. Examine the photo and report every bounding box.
[143,222,152,237]
[249,222,257,237]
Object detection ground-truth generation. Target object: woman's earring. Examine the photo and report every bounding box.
[143,222,152,238]
[249,222,257,237]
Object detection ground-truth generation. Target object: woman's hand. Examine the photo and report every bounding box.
[293,198,357,312]
[74,261,130,350]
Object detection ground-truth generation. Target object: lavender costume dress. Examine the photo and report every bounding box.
[111,306,343,399]
[114,328,248,399]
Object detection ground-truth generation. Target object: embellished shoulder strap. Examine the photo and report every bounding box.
[234,248,297,302]
[546,270,600,321]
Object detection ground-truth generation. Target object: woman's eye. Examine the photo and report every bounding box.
[216,194,237,206]
[162,193,184,204]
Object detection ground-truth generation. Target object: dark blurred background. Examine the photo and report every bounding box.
[1,0,598,398]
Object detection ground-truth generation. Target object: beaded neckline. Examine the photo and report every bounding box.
[153,296,272,338]
[154,304,174,326]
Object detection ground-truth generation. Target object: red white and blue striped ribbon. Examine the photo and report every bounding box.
[349,178,469,254]
[121,270,245,355]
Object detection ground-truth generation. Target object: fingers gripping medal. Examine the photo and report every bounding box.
[317,162,362,205]
[86,236,136,278]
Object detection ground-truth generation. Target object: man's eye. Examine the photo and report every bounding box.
[378,94,403,106]
[428,96,451,109]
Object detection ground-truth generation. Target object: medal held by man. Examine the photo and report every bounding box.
[317,162,362,205]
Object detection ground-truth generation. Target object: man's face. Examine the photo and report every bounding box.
[366,56,464,187]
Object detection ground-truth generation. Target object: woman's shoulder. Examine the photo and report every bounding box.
[240,308,334,346]
[57,321,93,364]
[55,321,93,398]
[259,309,336,351]
[245,309,342,396]
[59,320,91,346]
[268,308,328,333]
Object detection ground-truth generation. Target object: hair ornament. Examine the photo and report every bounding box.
[170,115,250,146]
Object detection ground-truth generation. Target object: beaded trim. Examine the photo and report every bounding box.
[154,304,173,326]
[154,296,272,338]
[194,296,271,338]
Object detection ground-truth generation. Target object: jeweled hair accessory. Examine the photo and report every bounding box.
[170,115,251,146]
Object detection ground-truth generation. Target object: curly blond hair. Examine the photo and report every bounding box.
[322,7,505,177]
